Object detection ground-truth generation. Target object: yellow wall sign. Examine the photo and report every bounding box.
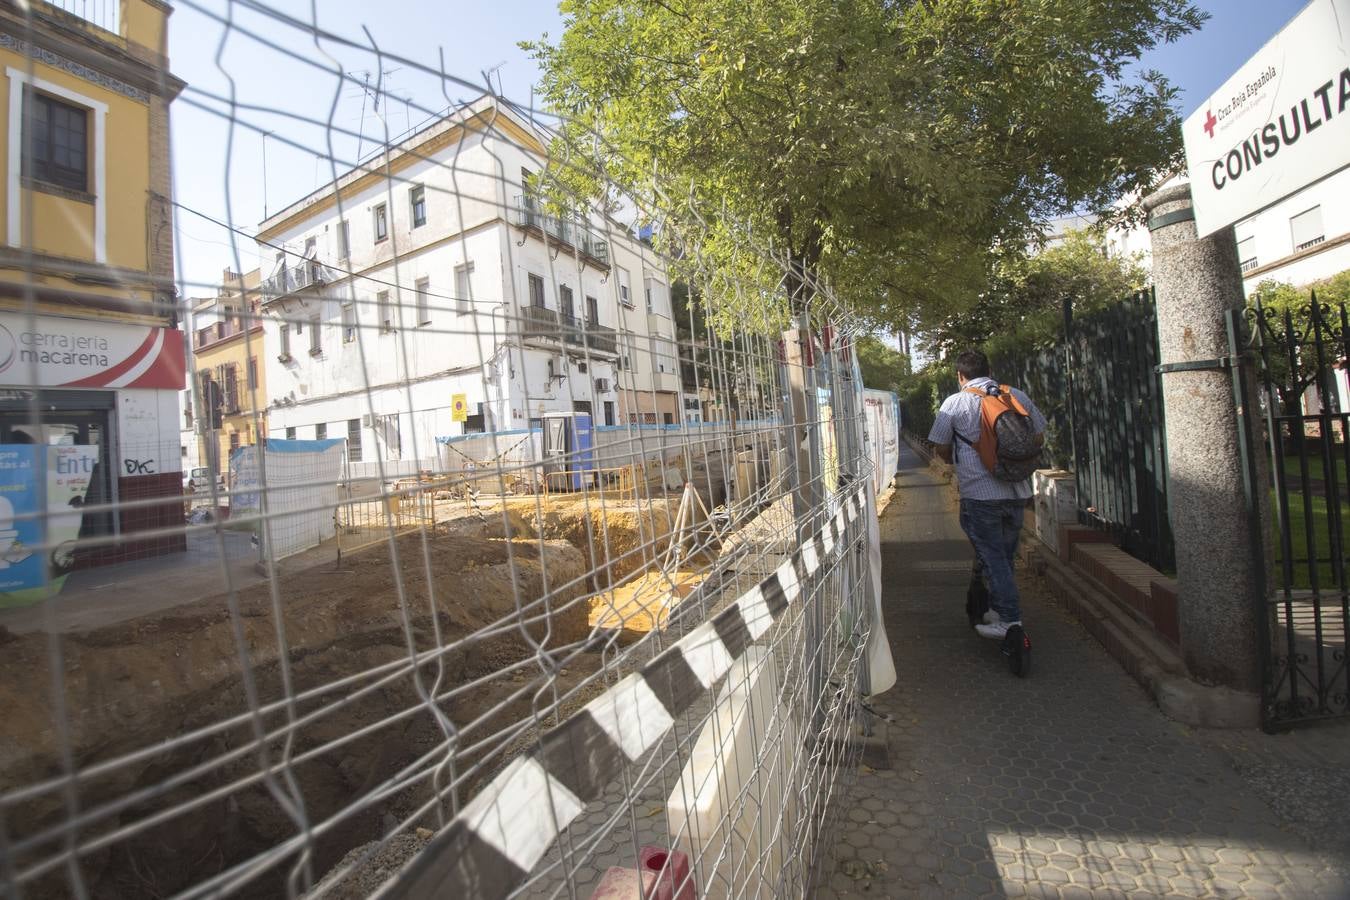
[451,394,469,422]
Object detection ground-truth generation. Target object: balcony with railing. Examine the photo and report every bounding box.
[585,325,617,355]
[512,195,610,267]
[195,320,248,350]
[652,370,680,393]
[559,314,586,346]
[42,0,121,38]
[529,309,618,356]
[521,304,558,337]
[261,260,328,304]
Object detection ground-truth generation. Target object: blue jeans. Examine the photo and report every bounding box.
[959,499,1025,624]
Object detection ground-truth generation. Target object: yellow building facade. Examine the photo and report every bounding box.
[191,269,268,474]
[0,0,184,571]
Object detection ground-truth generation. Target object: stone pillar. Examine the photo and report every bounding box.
[1142,183,1260,695]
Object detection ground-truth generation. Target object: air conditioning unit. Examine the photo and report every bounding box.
[594,378,611,393]
[361,413,375,428]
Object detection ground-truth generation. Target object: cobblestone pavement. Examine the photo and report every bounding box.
[819,444,1350,899]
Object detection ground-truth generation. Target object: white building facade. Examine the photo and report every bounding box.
[254,98,681,470]
[1095,168,1350,294]
[1233,166,1350,293]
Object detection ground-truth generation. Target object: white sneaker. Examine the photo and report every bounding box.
[982,610,1000,626]
[975,620,1021,640]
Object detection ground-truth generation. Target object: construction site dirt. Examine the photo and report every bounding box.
[0,494,711,899]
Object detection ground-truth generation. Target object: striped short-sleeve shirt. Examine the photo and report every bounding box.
[927,377,1047,501]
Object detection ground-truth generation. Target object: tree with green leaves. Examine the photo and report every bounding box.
[1248,268,1350,415]
[855,335,910,393]
[927,227,1149,359]
[526,0,1203,332]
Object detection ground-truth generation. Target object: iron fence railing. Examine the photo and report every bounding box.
[995,290,1172,572]
[1231,292,1350,728]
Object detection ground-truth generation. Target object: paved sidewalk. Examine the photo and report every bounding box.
[820,444,1350,899]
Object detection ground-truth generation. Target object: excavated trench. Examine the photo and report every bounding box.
[0,498,678,899]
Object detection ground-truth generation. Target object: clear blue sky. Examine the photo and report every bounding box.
[167,0,1312,297]
[169,0,566,297]
[1136,0,1308,118]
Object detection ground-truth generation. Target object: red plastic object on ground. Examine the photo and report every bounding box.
[639,846,694,900]
[589,867,655,899]
[587,846,693,900]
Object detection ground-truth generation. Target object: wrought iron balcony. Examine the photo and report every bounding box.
[559,313,585,346]
[521,304,558,337]
[512,195,610,267]
[261,261,328,303]
[585,324,617,355]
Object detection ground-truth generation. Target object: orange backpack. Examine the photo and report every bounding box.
[960,384,1041,482]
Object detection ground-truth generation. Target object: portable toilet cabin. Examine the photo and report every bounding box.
[541,412,595,491]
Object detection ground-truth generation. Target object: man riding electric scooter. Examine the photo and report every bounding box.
[927,350,1046,676]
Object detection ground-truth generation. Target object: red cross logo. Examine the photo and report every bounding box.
[1203,109,1217,138]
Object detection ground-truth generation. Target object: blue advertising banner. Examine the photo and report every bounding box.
[0,445,44,598]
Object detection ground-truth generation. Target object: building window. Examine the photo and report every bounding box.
[464,404,486,434]
[316,422,327,440]
[308,314,322,355]
[586,295,599,326]
[342,303,356,342]
[560,285,575,321]
[455,263,473,316]
[304,235,317,257]
[279,320,292,358]
[285,426,296,440]
[416,277,431,326]
[1290,206,1325,252]
[247,356,258,389]
[336,219,350,260]
[230,432,241,450]
[23,91,88,193]
[410,184,426,228]
[347,418,362,462]
[617,267,633,307]
[528,273,546,308]
[374,203,388,242]
[603,400,615,426]
[379,414,402,456]
[221,363,239,412]
[378,291,393,332]
[1237,236,1257,272]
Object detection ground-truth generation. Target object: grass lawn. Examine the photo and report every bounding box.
[1280,453,1350,489]
[1272,489,1350,590]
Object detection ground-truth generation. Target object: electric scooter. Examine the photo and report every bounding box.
[966,556,1031,677]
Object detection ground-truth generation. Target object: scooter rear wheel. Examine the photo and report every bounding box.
[1003,625,1031,678]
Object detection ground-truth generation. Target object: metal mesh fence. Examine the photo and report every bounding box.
[0,2,896,898]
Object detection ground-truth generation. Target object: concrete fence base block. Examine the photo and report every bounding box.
[1154,679,1261,730]
[1030,537,1261,730]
